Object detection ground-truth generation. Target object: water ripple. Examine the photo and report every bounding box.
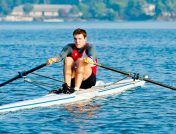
[0,22,176,133]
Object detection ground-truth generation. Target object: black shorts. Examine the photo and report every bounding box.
[71,72,96,89]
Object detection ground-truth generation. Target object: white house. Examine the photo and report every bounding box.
[4,15,33,21]
[143,4,155,16]
[5,4,73,21]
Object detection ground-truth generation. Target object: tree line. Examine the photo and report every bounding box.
[0,0,176,21]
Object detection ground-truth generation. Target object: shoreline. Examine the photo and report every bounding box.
[0,21,176,30]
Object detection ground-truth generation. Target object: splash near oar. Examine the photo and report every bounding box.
[0,63,47,87]
[84,59,176,90]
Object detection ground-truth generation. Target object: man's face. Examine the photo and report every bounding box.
[74,34,86,49]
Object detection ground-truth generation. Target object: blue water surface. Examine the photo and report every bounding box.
[0,21,176,134]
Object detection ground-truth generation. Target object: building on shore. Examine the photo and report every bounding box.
[3,4,74,22]
[143,4,155,16]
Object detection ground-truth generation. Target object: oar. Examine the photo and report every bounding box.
[0,63,47,87]
[85,59,176,90]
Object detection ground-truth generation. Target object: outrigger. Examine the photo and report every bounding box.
[0,61,175,113]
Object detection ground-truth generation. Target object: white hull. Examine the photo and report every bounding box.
[0,79,145,113]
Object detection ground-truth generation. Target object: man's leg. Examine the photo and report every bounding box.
[64,57,75,87]
[50,57,74,94]
[75,58,92,89]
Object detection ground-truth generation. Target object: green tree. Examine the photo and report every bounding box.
[90,2,107,19]
[124,1,151,20]
[23,3,33,14]
[155,1,165,16]
[106,8,118,21]
[108,0,127,10]
[0,0,176,20]
[0,0,12,15]
[81,0,107,19]
[107,0,128,19]
[168,0,176,17]
[78,3,92,19]
[69,6,80,15]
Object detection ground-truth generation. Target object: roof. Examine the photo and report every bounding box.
[13,4,73,12]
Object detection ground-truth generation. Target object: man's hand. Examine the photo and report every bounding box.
[46,57,59,65]
[84,57,94,64]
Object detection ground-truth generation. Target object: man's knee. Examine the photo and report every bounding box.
[76,58,85,67]
[64,57,74,65]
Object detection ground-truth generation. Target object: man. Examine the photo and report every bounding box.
[47,28,97,94]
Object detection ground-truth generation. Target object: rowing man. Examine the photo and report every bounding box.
[47,28,97,94]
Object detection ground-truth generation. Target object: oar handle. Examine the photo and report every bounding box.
[86,60,176,90]
[0,63,47,87]
[84,59,130,76]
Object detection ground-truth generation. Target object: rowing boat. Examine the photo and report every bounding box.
[0,78,145,113]
[0,61,175,113]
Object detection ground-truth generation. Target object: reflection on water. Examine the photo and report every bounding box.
[65,100,100,118]
[63,100,101,133]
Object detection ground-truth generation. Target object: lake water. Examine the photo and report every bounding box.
[0,21,176,133]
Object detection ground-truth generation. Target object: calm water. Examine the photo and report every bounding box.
[0,22,176,133]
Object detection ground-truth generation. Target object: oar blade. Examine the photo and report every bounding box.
[0,63,47,87]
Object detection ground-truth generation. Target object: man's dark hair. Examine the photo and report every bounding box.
[73,28,87,38]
